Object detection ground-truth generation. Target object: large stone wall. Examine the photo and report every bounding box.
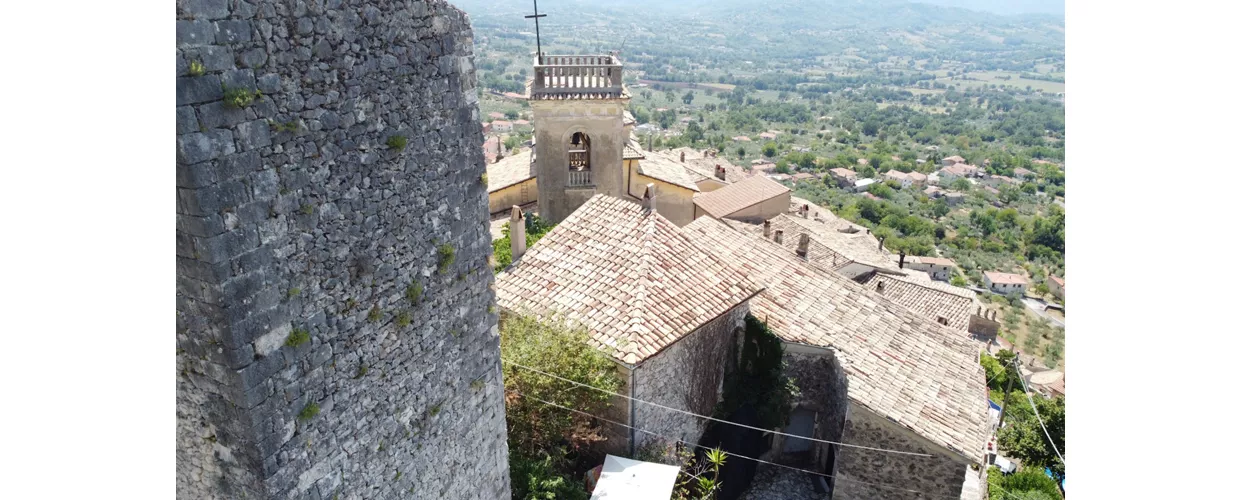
[175,1,510,498]
[771,346,849,478]
[832,406,968,500]
[631,304,748,455]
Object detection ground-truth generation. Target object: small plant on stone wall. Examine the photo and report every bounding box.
[344,297,357,313]
[286,327,310,347]
[437,243,456,274]
[395,310,411,327]
[187,60,205,77]
[297,402,320,422]
[354,364,368,379]
[481,172,488,185]
[287,287,301,298]
[300,203,314,215]
[429,403,442,417]
[221,85,261,109]
[394,471,402,481]
[367,305,382,323]
[470,378,484,391]
[387,135,408,151]
[268,119,300,133]
[405,281,423,304]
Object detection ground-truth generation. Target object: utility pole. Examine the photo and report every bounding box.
[997,353,1020,431]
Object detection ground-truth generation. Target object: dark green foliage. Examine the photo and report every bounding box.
[405,281,423,304]
[988,466,1062,500]
[715,315,799,430]
[395,310,411,327]
[367,305,382,323]
[491,212,555,272]
[286,328,310,347]
[999,393,1065,478]
[297,402,320,421]
[269,120,300,133]
[300,203,314,215]
[222,85,260,108]
[437,244,455,274]
[387,135,407,150]
[502,314,623,500]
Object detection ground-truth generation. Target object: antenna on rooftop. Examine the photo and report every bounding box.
[524,0,547,64]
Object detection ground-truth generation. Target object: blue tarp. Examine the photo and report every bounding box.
[1045,468,1065,490]
[989,400,1002,412]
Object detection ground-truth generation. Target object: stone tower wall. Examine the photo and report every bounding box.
[175,1,510,498]
[531,99,628,223]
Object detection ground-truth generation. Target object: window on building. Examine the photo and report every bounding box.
[567,132,592,186]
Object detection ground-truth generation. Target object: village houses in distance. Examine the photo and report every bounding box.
[480,49,1064,499]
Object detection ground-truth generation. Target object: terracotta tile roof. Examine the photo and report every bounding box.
[1049,275,1065,288]
[885,170,909,180]
[692,175,790,218]
[749,214,895,269]
[638,153,701,192]
[943,155,965,163]
[911,256,956,267]
[681,216,989,462]
[495,195,761,365]
[907,171,927,181]
[983,271,1028,285]
[854,272,978,331]
[792,173,816,181]
[1013,167,1035,177]
[486,149,535,193]
[829,168,857,178]
[666,148,749,185]
[624,138,646,160]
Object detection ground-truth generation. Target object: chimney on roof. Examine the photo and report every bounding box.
[774,230,784,244]
[643,183,657,213]
[763,220,771,239]
[510,206,527,262]
[878,236,885,252]
[797,233,810,258]
[799,204,809,218]
[680,151,685,162]
[898,251,906,269]
[876,281,885,294]
[715,164,726,181]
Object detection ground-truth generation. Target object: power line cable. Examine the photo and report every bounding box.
[510,388,964,499]
[502,358,935,458]
[1013,360,1066,464]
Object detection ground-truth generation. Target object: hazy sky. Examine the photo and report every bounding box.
[913,0,1064,16]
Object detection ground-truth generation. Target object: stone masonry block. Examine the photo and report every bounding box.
[176,106,199,135]
[235,120,272,151]
[177,20,215,46]
[176,75,223,106]
[179,0,230,20]
[177,129,234,165]
[182,45,234,72]
[214,20,253,43]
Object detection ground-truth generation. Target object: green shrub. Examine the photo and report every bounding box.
[286,328,310,347]
[387,135,407,151]
[287,287,301,298]
[187,60,205,77]
[367,305,382,323]
[437,244,455,274]
[297,402,320,421]
[222,85,261,109]
[395,310,411,327]
[300,203,314,215]
[405,281,423,304]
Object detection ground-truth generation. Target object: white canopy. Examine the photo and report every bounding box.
[589,454,681,500]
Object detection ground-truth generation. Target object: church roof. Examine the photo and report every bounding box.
[691,175,790,219]
[637,153,701,192]
[495,195,761,365]
[486,149,536,193]
[664,147,750,185]
[680,216,988,463]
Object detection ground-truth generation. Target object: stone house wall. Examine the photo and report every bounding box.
[832,405,970,500]
[175,1,510,499]
[630,304,749,456]
[769,345,850,477]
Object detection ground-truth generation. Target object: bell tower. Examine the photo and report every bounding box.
[528,54,630,223]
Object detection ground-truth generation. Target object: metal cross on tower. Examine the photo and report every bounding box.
[524,0,546,64]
